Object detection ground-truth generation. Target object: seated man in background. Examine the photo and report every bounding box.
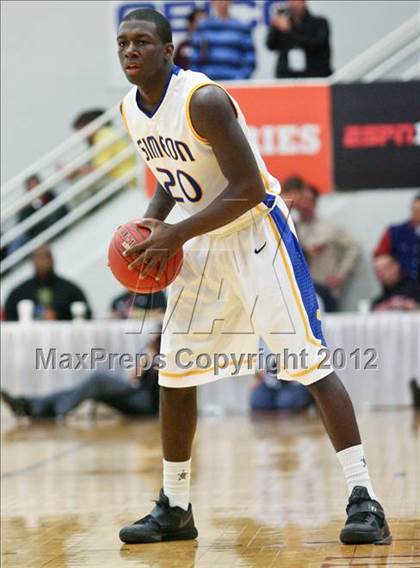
[374,193,420,284]
[191,0,255,80]
[371,255,420,311]
[110,289,166,319]
[250,340,313,412]
[4,244,92,320]
[295,185,360,309]
[174,8,207,70]
[266,0,332,79]
[1,335,161,419]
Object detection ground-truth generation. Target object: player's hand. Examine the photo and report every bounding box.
[123,218,184,281]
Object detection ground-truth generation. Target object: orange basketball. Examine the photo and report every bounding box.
[108,219,183,293]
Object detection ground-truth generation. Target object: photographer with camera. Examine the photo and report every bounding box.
[266,0,332,78]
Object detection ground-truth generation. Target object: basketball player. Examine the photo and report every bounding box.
[117,9,391,545]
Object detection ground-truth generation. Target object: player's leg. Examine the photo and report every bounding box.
[120,238,223,544]
[307,371,391,544]
[119,385,198,544]
[239,203,391,545]
[308,371,361,451]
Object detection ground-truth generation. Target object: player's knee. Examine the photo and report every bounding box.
[307,371,341,395]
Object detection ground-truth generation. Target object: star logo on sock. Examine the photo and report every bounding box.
[177,470,188,480]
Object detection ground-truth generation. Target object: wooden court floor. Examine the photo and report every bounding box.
[1,408,419,567]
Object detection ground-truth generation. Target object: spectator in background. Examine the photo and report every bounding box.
[0,334,161,419]
[371,255,420,311]
[266,0,332,78]
[19,174,68,238]
[295,185,360,308]
[250,340,313,412]
[110,290,167,319]
[191,0,256,80]
[281,175,306,221]
[70,109,137,193]
[174,8,207,70]
[4,244,92,320]
[374,193,420,283]
[7,174,69,256]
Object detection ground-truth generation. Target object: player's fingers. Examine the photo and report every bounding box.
[139,256,158,278]
[155,254,169,281]
[124,239,152,258]
[128,251,147,270]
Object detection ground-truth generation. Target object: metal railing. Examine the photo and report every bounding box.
[1,104,141,276]
[330,13,420,83]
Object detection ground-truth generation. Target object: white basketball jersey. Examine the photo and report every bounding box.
[121,66,280,236]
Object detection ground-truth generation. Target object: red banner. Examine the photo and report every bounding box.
[227,83,333,193]
[145,82,333,196]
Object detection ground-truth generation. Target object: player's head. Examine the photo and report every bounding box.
[374,255,401,287]
[117,9,174,86]
[411,193,420,226]
[32,244,54,278]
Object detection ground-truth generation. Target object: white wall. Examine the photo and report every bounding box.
[1,1,116,182]
[2,0,420,181]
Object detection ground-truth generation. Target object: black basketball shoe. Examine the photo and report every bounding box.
[119,489,198,544]
[340,486,392,545]
[0,390,28,417]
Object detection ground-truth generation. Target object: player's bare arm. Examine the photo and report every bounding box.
[126,86,266,277]
[143,183,176,221]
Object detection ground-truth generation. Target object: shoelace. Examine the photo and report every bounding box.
[133,498,171,527]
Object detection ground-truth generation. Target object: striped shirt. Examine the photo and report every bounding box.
[190,17,255,81]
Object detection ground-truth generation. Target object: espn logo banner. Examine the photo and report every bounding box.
[332,82,420,190]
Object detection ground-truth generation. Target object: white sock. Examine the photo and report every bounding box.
[163,458,191,511]
[337,444,377,500]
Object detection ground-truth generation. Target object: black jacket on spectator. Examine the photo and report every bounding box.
[371,277,420,311]
[266,9,332,78]
[18,192,68,240]
[5,272,92,321]
[111,291,167,318]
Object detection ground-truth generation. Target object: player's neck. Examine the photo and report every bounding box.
[135,64,174,113]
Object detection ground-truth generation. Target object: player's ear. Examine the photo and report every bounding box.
[164,43,174,61]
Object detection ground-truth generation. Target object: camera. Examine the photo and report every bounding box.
[277,6,292,17]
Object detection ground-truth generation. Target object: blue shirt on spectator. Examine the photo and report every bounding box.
[191,17,256,81]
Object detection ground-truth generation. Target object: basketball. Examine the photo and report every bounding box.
[108,219,183,293]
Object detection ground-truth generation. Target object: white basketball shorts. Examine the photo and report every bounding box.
[159,196,332,388]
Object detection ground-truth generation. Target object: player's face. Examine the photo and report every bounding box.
[117,20,173,85]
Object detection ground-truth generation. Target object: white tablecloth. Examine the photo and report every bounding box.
[1,314,419,409]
